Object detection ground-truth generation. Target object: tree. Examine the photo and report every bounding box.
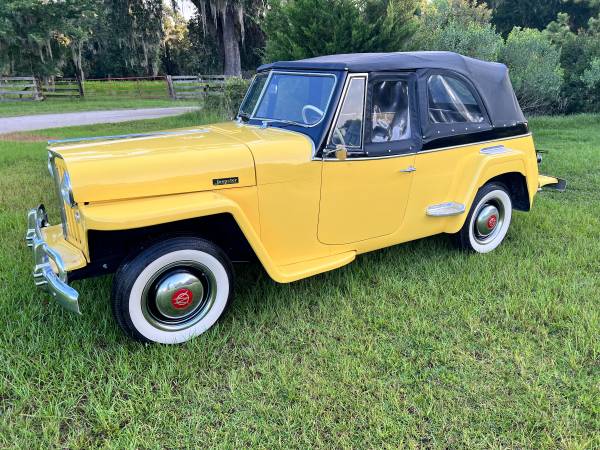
[187,0,264,76]
[484,0,599,35]
[0,0,98,78]
[263,0,418,62]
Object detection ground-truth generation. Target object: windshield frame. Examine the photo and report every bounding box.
[241,70,339,128]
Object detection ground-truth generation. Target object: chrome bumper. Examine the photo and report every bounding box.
[26,205,81,314]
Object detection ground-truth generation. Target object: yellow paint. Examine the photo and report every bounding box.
[538,174,560,188]
[41,225,87,271]
[48,122,541,283]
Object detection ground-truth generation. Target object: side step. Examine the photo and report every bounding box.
[426,202,466,217]
[276,251,356,283]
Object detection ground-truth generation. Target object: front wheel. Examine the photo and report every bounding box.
[453,183,513,253]
[111,237,234,344]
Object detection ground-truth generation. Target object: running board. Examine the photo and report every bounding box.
[426,202,466,217]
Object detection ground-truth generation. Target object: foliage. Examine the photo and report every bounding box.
[487,0,600,36]
[415,0,503,61]
[263,0,418,62]
[202,77,250,118]
[581,57,600,87]
[499,27,563,113]
[0,0,98,78]
[544,12,600,113]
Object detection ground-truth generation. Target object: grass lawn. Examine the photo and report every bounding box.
[0,97,198,118]
[0,113,598,448]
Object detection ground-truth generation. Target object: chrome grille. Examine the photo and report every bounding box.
[50,155,83,247]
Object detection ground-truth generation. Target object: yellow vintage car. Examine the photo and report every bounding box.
[26,52,565,344]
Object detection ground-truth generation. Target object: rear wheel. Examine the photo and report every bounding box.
[453,183,512,253]
[111,237,233,344]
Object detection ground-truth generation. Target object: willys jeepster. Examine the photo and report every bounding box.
[26,52,565,344]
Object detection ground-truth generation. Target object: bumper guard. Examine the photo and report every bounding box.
[26,205,81,314]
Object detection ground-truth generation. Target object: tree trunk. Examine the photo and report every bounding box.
[221,5,241,76]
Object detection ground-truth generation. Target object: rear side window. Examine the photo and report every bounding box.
[427,75,484,124]
[370,80,411,143]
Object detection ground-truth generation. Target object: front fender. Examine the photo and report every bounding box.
[79,189,279,280]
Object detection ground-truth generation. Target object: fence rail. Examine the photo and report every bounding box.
[0,74,241,102]
[167,75,235,100]
[0,77,41,101]
[41,78,83,98]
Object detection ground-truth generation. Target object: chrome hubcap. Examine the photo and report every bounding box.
[141,262,217,331]
[473,200,505,244]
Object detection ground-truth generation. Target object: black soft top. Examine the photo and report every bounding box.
[259,51,526,128]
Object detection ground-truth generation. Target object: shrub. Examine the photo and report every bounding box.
[202,77,250,119]
[414,0,503,61]
[544,13,600,113]
[500,27,563,114]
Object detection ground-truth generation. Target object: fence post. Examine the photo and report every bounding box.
[75,73,84,98]
[33,76,43,101]
[166,75,175,99]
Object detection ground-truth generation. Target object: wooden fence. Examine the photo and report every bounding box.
[167,75,234,100]
[0,74,239,102]
[0,77,41,101]
[40,78,83,98]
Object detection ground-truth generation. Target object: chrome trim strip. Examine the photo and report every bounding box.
[426,202,466,217]
[26,206,81,314]
[419,133,531,155]
[319,151,416,162]
[480,145,509,155]
[251,71,338,128]
[47,129,210,145]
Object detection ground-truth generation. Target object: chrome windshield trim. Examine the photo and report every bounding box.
[250,70,338,128]
[325,73,368,152]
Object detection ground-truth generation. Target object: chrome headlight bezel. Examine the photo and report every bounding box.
[60,172,76,208]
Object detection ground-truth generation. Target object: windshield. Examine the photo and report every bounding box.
[239,73,268,117]
[245,72,336,126]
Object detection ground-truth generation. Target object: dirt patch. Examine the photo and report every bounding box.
[0,132,56,142]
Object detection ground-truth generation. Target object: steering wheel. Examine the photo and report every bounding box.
[333,127,346,147]
[301,104,324,125]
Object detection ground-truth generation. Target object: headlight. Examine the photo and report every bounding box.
[60,172,76,207]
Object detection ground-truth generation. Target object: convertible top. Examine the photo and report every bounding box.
[259,51,526,128]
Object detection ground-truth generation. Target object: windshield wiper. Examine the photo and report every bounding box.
[260,118,311,128]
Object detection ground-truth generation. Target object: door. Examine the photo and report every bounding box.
[318,73,420,245]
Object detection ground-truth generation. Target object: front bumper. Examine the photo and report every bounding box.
[26,205,81,314]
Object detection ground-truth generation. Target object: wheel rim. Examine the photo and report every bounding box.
[472,199,505,245]
[141,261,217,332]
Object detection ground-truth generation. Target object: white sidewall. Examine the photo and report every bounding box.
[128,249,229,344]
[468,189,512,253]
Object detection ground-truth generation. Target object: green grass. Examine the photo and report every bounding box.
[0,97,198,118]
[0,112,598,448]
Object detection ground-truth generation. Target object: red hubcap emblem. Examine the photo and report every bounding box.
[171,288,194,309]
[487,215,498,230]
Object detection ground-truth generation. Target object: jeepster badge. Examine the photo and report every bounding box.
[171,288,194,309]
[213,177,239,186]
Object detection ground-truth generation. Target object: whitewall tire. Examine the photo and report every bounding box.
[454,183,513,253]
[111,237,234,344]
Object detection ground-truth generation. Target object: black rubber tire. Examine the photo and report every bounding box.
[453,182,512,252]
[111,237,234,343]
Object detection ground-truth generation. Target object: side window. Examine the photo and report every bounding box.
[370,80,411,143]
[427,75,484,124]
[331,77,365,148]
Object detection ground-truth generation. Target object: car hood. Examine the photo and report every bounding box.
[49,124,260,204]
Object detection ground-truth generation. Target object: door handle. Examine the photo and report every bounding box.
[399,165,416,173]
